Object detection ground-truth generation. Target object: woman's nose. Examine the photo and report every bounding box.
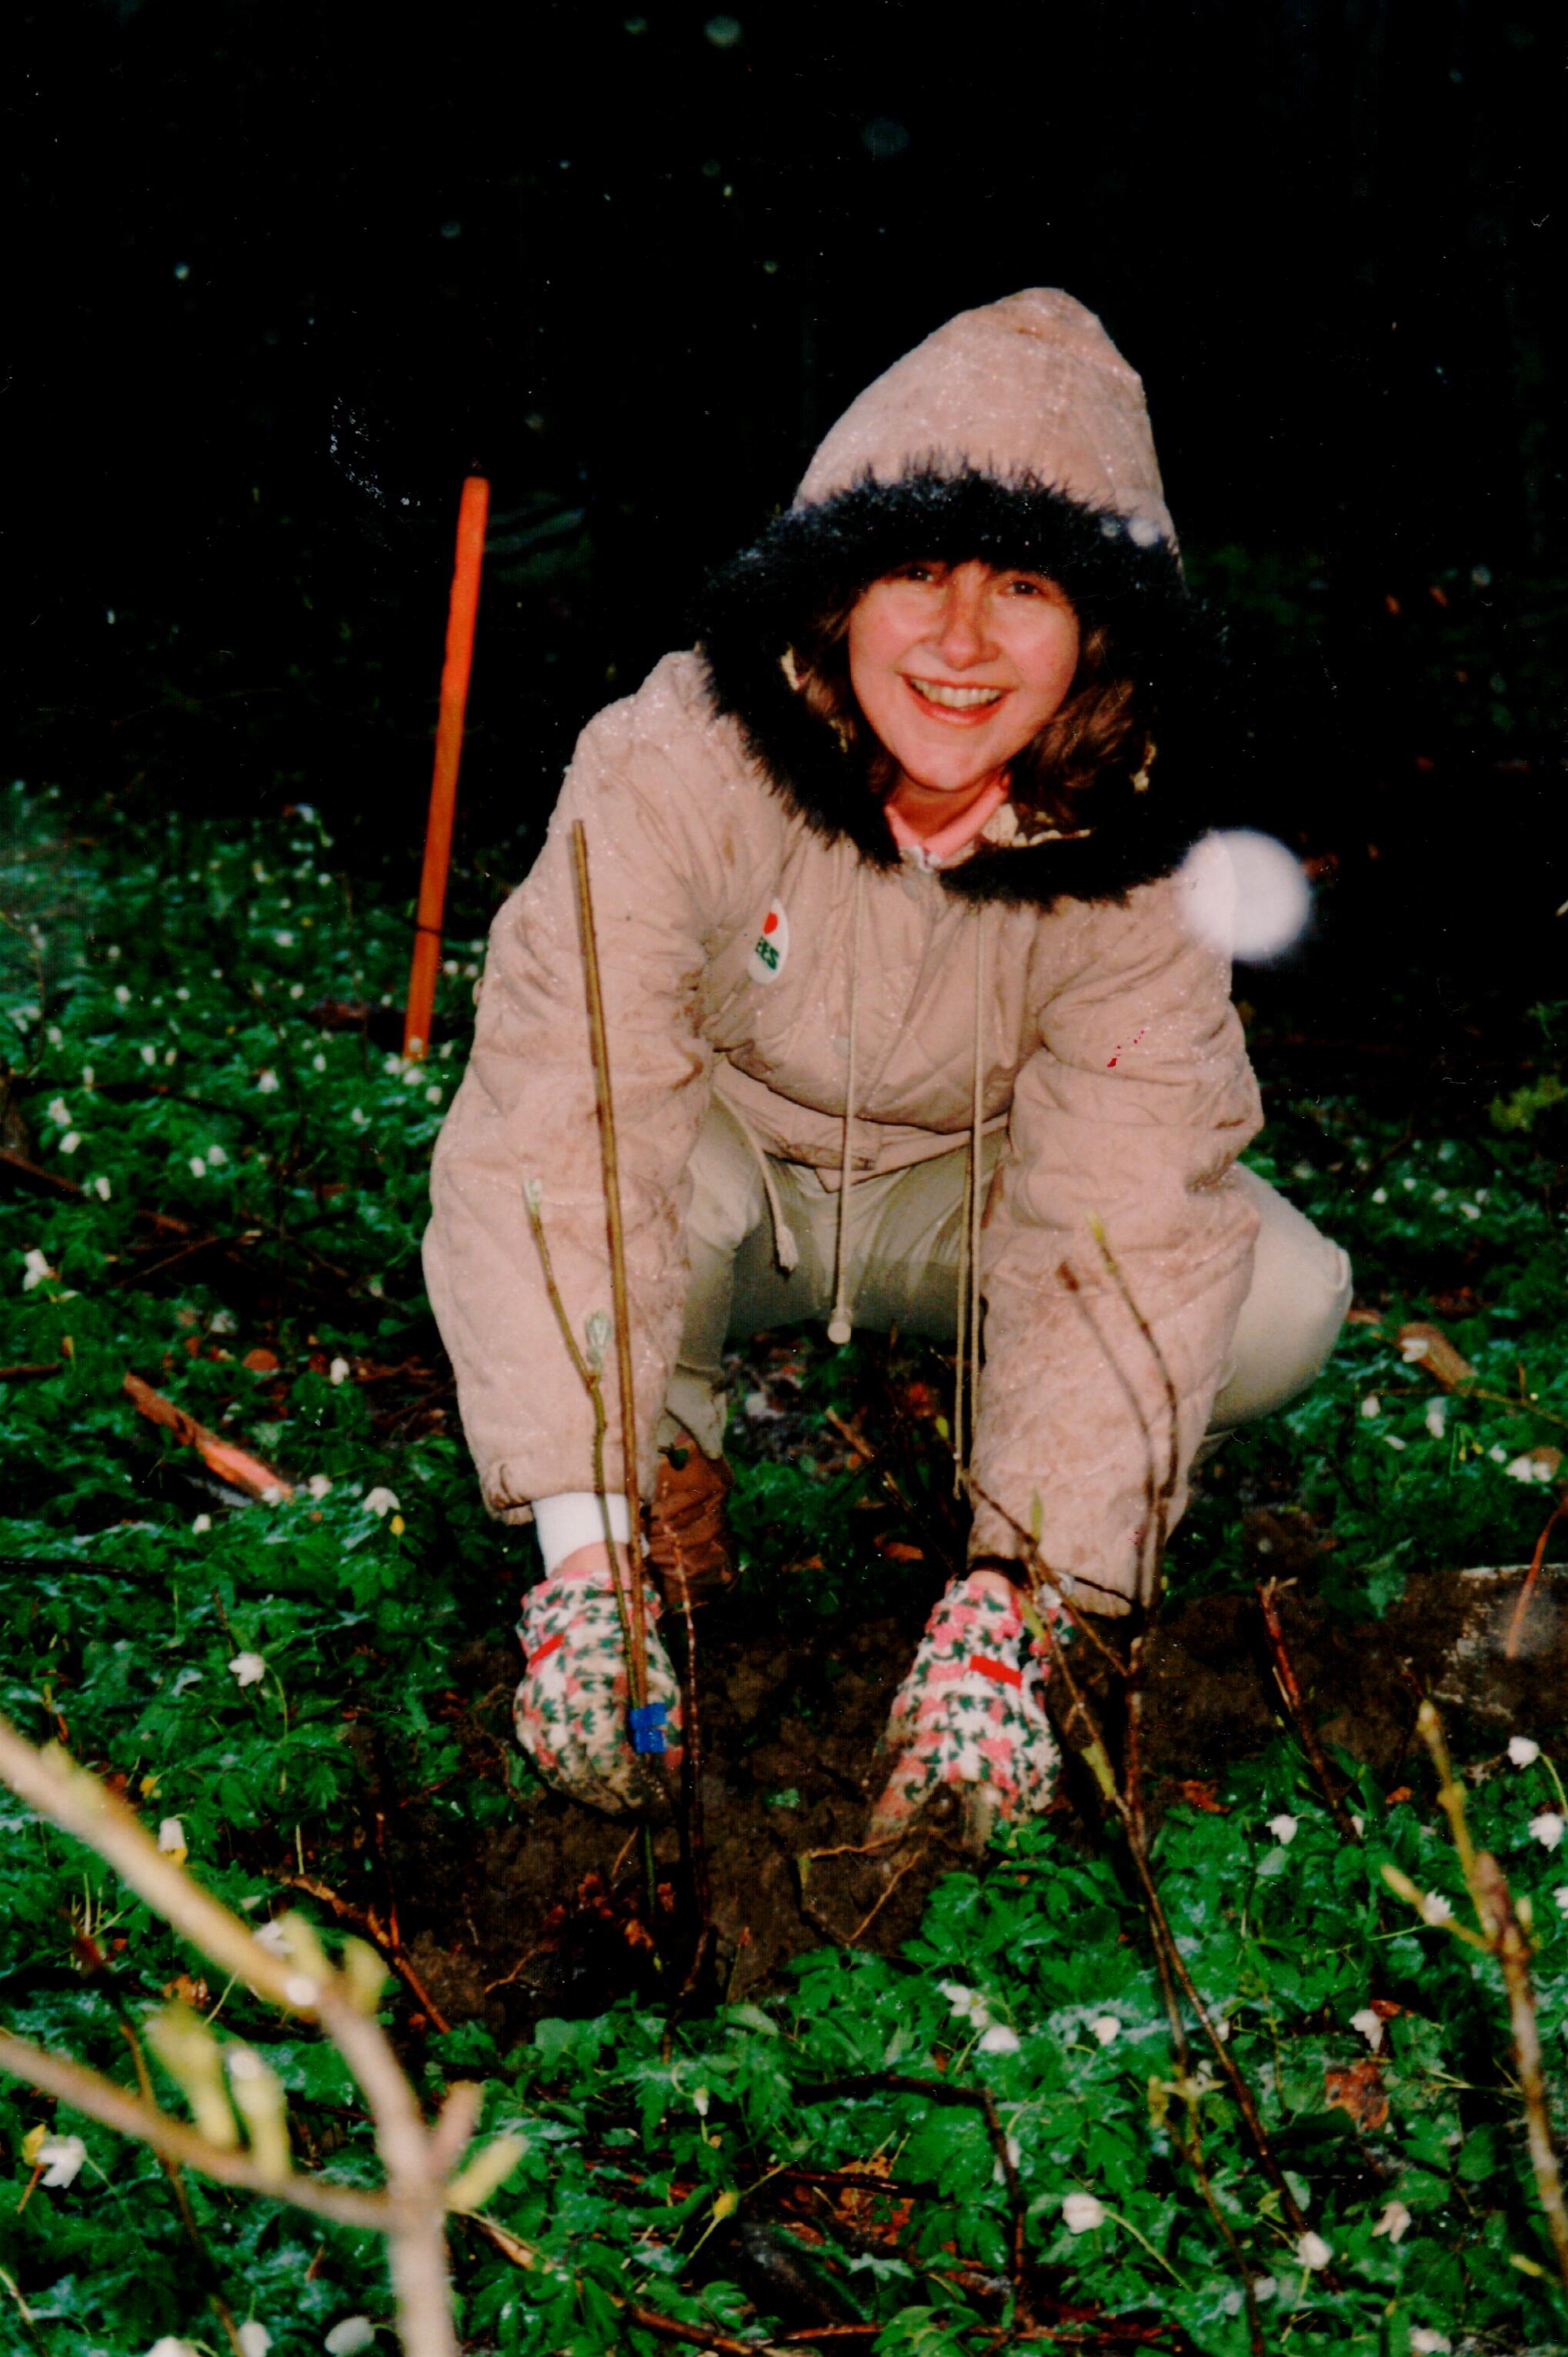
[932,571,994,669]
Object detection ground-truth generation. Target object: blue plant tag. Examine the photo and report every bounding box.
[628,1701,669,1756]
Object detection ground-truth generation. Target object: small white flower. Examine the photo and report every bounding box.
[382,1053,403,1076]
[207,1143,228,1166]
[424,1084,442,1105]
[1409,2334,1451,2355]
[692,2086,710,2117]
[1296,2229,1332,2270]
[1556,1887,1568,1915]
[148,2340,199,2357]
[255,1921,292,1958]
[59,1130,82,1155]
[1090,2015,1121,2045]
[1360,1394,1381,1419]
[1460,1201,1480,1220]
[239,2325,272,2357]
[312,1052,327,1071]
[1373,2198,1411,2242]
[401,1064,422,1087]
[45,1096,70,1125]
[1400,1334,1431,1362]
[139,1043,158,1067]
[939,1980,992,2028]
[273,930,295,947]
[324,2320,376,2355]
[38,2134,87,2188]
[1352,1814,1366,1835]
[1371,1186,1387,1204]
[992,2132,1023,2184]
[362,1486,401,1518]
[977,2023,1021,2055]
[1350,2007,1383,2051]
[157,1817,187,1859]
[256,1069,279,1093]
[350,1106,368,1126]
[1267,1814,1298,1845]
[1489,1444,1507,1463]
[1506,1452,1549,1483]
[22,1248,56,1290]
[1510,1736,1541,1768]
[188,1156,207,1177]
[1063,2192,1106,2234]
[1252,2277,1277,2301]
[307,1473,332,1500]
[329,1356,350,1385]
[92,1174,112,1200]
[229,1651,267,1688]
[1421,1892,1454,1925]
[192,1513,212,1534]
[1385,1434,1407,1451]
[1425,1400,1447,1439]
[113,983,131,1004]
[1531,1813,1566,1851]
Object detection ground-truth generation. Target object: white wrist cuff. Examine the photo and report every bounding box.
[532,1492,631,1574]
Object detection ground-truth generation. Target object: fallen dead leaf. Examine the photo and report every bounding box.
[1396,1321,1476,1390]
[1325,2055,1389,2130]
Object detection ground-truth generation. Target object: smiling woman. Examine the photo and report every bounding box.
[848,561,1082,840]
[424,289,1353,1845]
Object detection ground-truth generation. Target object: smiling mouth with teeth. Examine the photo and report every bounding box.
[906,677,1007,712]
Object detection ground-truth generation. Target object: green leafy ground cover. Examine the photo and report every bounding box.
[1,782,1566,2355]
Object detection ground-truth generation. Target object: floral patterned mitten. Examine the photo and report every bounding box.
[514,1559,683,1818]
[867,1573,1062,1847]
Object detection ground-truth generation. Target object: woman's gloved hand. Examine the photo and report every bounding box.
[867,1571,1061,1848]
[514,1557,683,1817]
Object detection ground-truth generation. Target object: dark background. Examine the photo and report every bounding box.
[8,0,1565,1013]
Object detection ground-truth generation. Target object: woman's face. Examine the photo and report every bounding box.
[846,559,1081,798]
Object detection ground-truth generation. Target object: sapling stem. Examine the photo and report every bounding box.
[0,1709,530,2355]
[522,1185,639,1688]
[570,820,651,1713]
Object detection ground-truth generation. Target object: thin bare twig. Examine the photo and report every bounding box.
[0,2031,389,2228]
[468,2214,765,2354]
[273,1872,452,2034]
[1505,1497,1568,1661]
[1125,1644,1263,2357]
[1256,1581,1362,1845]
[1386,1701,1568,2293]
[799,2073,1025,2294]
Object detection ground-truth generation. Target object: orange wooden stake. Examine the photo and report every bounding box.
[403,473,489,1060]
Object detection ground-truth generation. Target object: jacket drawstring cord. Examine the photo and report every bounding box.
[954,919,986,1494]
[723,1103,800,1274]
[826,864,865,1347]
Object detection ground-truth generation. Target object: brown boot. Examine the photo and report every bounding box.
[647,1432,737,1608]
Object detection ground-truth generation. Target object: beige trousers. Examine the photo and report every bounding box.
[662,1101,1353,1463]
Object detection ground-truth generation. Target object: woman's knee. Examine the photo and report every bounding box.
[1211,1167,1353,1428]
[684,1100,769,1257]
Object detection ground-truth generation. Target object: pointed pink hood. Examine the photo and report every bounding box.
[796,289,1175,547]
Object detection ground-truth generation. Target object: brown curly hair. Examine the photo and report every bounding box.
[786,583,1146,832]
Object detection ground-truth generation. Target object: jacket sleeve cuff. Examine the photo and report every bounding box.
[532,1492,632,1574]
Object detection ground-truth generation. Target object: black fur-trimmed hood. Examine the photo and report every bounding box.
[693,295,1244,913]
